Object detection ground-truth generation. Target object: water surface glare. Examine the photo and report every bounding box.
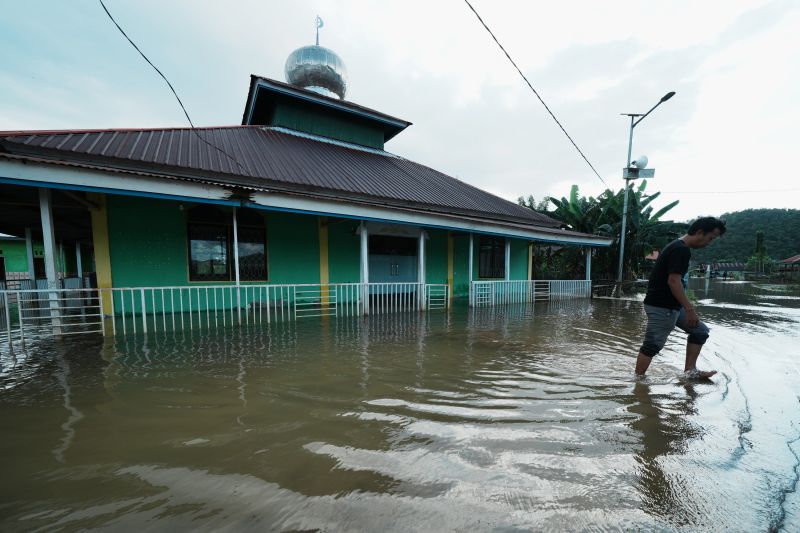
[1,281,799,531]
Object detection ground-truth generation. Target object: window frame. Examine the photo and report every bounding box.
[478,236,506,279]
[187,221,232,282]
[186,206,268,283]
[235,223,268,282]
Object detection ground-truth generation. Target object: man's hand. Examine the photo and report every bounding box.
[684,307,699,328]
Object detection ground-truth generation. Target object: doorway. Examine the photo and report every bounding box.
[368,235,418,283]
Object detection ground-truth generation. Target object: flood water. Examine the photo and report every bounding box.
[1,280,799,532]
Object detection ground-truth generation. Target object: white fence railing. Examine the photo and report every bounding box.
[364,282,420,315]
[470,280,591,307]
[0,287,105,350]
[107,284,364,336]
[425,284,449,310]
[0,282,450,347]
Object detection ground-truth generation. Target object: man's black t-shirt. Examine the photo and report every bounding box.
[643,238,691,310]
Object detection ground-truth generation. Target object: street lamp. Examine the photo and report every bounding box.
[615,91,675,296]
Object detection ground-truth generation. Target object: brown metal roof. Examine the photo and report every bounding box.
[0,125,561,228]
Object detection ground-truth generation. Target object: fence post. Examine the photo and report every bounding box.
[140,289,148,333]
[3,293,12,352]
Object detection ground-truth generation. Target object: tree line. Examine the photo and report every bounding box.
[520,188,799,279]
[690,208,800,265]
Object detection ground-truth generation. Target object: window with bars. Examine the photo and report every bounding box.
[478,236,505,279]
[187,206,267,282]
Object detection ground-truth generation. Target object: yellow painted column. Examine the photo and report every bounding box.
[447,232,454,303]
[319,217,329,305]
[88,193,113,321]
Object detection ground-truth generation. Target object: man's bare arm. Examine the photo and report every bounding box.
[667,273,699,327]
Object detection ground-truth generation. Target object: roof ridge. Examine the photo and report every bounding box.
[0,125,260,137]
[263,126,399,158]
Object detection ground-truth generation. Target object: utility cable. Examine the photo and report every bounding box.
[98,0,245,173]
[463,0,607,186]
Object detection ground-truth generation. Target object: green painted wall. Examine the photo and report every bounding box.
[103,196,536,316]
[0,241,36,272]
[273,101,385,149]
[425,229,448,284]
[107,196,188,287]
[0,240,90,275]
[107,198,323,287]
[266,211,320,284]
[449,235,530,298]
[328,219,361,283]
[510,239,529,280]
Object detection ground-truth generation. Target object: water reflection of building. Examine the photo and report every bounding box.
[0,22,610,345]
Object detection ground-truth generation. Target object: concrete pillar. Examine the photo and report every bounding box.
[58,241,66,279]
[232,207,240,286]
[76,242,83,281]
[39,188,61,333]
[585,247,592,281]
[527,242,533,281]
[418,230,426,310]
[447,232,454,305]
[360,221,369,315]
[232,207,241,324]
[468,233,474,306]
[504,238,511,281]
[24,227,35,282]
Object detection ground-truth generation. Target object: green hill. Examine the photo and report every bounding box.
[691,208,800,263]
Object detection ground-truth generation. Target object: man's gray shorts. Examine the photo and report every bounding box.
[639,304,710,357]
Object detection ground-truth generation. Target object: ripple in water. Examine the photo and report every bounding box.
[0,281,799,531]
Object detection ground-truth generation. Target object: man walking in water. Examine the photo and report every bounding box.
[635,217,727,378]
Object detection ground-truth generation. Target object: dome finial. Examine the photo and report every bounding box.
[315,15,323,46]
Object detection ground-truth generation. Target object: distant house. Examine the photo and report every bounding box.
[778,254,800,280]
[0,40,611,341]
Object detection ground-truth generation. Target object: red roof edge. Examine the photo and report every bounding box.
[0,125,259,137]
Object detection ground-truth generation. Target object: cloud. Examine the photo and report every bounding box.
[0,0,797,221]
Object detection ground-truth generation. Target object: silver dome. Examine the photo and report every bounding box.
[285,45,348,100]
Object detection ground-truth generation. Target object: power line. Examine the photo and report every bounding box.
[463,0,607,186]
[98,0,245,173]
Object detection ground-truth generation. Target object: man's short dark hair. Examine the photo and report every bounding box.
[688,216,726,236]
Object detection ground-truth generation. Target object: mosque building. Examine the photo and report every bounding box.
[0,27,610,339]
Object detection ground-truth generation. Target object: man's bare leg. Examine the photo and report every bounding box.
[635,352,653,376]
[684,342,717,378]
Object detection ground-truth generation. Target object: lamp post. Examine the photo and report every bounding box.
[615,91,675,297]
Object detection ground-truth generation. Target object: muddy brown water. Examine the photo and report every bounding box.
[1,280,798,531]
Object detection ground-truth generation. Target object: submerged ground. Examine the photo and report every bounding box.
[1,280,798,531]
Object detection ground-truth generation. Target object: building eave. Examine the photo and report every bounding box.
[0,156,611,247]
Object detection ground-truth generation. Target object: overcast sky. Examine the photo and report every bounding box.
[2,0,798,221]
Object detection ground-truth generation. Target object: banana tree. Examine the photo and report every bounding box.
[605,180,681,278]
[538,181,681,279]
